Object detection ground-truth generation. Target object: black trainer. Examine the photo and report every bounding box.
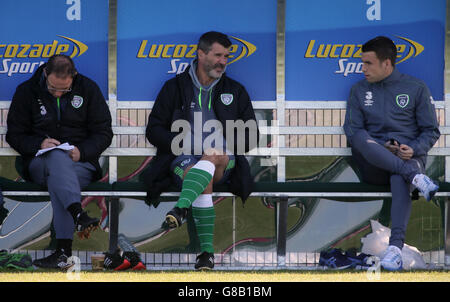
[165,207,188,229]
[319,248,353,270]
[194,252,214,270]
[32,250,74,270]
[104,249,127,270]
[123,251,146,270]
[344,250,373,269]
[75,211,99,239]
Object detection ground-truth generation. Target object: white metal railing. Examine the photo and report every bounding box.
[0,129,449,157]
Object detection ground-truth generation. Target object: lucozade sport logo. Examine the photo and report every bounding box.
[136,36,257,74]
[304,35,424,77]
[0,36,88,77]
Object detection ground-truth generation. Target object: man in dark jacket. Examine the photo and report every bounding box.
[6,54,113,269]
[343,36,440,271]
[144,31,258,270]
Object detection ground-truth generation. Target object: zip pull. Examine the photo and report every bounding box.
[198,87,212,111]
[56,97,61,121]
[208,89,212,111]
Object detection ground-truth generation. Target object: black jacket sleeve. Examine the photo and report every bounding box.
[6,84,45,157]
[237,85,259,153]
[76,81,113,162]
[146,80,180,154]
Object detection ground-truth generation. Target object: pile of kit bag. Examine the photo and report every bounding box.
[0,250,34,271]
[319,248,375,269]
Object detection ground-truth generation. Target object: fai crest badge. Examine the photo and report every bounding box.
[220,93,233,105]
[71,95,83,108]
[396,94,409,108]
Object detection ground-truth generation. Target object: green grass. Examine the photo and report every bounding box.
[286,156,338,179]
[0,270,449,282]
[0,156,20,178]
[405,199,444,251]
[116,156,147,179]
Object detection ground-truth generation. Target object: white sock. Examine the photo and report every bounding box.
[193,160,216,176]
[192,194,213,208]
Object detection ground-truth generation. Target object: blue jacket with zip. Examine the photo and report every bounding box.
[343,68,440,159]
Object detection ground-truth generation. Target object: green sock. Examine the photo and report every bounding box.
[192,205,215,253]
[176,161,215,209]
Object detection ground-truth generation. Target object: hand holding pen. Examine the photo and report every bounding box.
[41,135,61,149]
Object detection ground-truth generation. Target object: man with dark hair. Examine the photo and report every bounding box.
[6,54,113,269]
[144,31,258,270]
[343,36,440,271]
[361,36,397,68]
[197,31,232,54]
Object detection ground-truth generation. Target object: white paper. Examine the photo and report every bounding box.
[35,142,75,157]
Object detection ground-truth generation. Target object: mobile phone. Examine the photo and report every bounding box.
[390,139,399,145]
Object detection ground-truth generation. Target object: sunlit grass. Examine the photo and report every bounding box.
[1,270,449,282]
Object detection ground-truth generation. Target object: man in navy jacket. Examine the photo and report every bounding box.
[343,36,440,271]
[6,55,113,269]
[144,31,258,270]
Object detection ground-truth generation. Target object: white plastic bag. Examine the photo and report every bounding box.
[361,220,427,269]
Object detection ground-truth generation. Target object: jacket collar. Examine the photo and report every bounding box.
[188,59,222,91]
[379,68,401,84]
[177,66,227,114]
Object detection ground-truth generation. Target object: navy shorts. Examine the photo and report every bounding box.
[170,154,235,189]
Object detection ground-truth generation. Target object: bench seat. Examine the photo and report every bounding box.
[0,176,113,202]
[3,176,450,201]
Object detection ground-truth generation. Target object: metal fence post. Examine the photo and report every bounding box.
[108,197,120,253]
[446,198,450,266]
[107,0,119,255]
[277,197,288,267]
[444,0,450,267]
